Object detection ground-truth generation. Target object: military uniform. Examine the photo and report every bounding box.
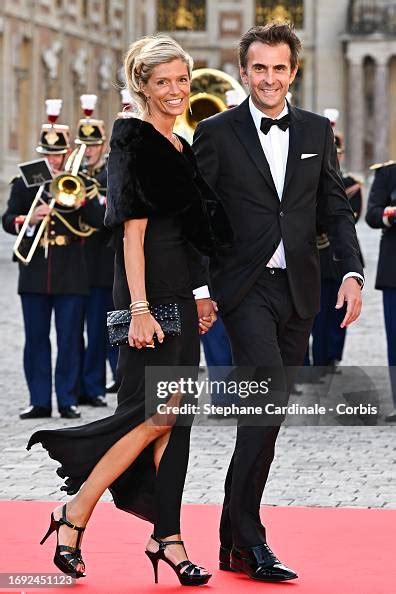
[305,125,364,368]
[1,108,104,418]
[308,173,363,367]
[75,102,117,405]
[366,161,396,420]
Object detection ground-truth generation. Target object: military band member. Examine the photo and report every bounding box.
[366,159,396,422]
[1,100,104,419]
[75,95,117,406]
[307,130,364,370]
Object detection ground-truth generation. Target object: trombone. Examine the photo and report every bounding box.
[13,144,88,264]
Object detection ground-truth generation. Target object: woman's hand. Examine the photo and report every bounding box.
[128,313,165,349]
[196,298,217,335]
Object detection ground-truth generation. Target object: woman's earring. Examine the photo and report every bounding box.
[188,98,193,116]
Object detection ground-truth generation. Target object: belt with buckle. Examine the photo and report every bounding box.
[39,235,71,247]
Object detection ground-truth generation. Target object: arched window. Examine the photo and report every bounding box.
[157,0,206,32]
[255,1,304,29]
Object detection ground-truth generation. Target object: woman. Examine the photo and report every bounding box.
[27,35,232,586]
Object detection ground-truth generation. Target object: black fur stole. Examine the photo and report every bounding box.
[104,118,232,255]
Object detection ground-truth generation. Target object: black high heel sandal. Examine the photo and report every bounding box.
[40,504,86,579]
[145,535,212,586]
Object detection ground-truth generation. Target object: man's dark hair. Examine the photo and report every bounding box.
[239,23,301,71]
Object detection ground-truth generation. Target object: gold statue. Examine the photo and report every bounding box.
[175,0,195,30]
[271,4,291,22]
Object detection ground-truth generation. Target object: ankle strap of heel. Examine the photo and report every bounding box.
[151,535,184,549]
[59,504,85,533]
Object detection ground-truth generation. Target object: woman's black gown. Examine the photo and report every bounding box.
[27,118,232,537]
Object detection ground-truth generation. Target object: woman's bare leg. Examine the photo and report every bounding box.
[53,420,171,572]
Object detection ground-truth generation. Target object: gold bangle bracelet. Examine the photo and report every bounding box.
[131,310,150,316]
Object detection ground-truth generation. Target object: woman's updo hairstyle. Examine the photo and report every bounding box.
[124,35,194,112]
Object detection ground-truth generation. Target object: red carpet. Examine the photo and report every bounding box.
[1,501,395,593]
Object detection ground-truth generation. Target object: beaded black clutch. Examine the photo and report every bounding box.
[107,303,182,347]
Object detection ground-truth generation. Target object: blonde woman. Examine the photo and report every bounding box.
[28,35,232,586]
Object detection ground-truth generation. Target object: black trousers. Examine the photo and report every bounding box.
[221,268,314,548]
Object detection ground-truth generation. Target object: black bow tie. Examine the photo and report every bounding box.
[260,114,290,135]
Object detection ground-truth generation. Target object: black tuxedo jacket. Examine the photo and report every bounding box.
[193,98,363,319]
[365,163,396,289]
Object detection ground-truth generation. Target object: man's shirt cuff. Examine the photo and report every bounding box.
[193,285,211,300]
[342,272,364,289]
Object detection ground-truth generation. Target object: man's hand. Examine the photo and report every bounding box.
[196,298,217,335]
[383,206,396,225]
[335,277,362,328]
[30,203,51,226]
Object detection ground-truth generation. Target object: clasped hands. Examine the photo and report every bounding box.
[196,298,217,335]
[128,298,217,348]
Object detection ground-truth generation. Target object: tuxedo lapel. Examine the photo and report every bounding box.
[230,99,278,197]
[283,105,307,197]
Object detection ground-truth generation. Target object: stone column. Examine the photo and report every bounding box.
[374,55,390,164]
[347,54,364,173]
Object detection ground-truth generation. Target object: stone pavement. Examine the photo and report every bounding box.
[0,192,395,509]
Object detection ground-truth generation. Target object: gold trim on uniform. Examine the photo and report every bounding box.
[78,216,98,236]
[370,160,396,171]
[316,233,330,250]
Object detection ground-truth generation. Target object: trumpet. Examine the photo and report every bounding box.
[13,144,88,264]
[174,68,246,142]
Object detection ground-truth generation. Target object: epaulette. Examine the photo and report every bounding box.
[369,160,396,171]
[9,175,20,186]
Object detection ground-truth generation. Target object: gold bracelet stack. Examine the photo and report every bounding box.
[129,300,150,316]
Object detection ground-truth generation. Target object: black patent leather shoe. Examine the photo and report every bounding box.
[20,405,51,419]
[59,406,81,419]
[78,395,107,407]
[230,543,298,581]
[219,545,239,572]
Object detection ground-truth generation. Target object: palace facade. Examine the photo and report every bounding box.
[1,0,396,182]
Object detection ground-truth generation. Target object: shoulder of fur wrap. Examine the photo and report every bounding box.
[104,118,202,229]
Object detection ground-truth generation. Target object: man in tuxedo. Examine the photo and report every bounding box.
[193,23,363,581]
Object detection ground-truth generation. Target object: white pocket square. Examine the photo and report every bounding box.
[301,153,318,159]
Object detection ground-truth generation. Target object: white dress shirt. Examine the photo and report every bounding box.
[249,97,288,268]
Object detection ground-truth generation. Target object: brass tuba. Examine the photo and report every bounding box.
[13,144,88,264]
[174,68,246,142]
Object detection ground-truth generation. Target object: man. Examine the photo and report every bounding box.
[193,23,363,581]
[2,101,104,419]
[366,160,396,422]
[74,96,118,406]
